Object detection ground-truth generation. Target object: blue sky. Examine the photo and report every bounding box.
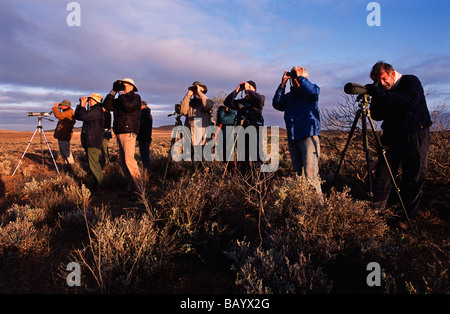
[0,0,449,131]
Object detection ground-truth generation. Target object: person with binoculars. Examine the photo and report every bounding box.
[180,81,214,165]
[103,78,144,195]
[75,94,105,190]
[52,99,76,167]
[272,66,322,196]
[224,80,265,173]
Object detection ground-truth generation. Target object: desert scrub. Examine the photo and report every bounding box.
[158,170,235,238]
[227,239,332,294]
[20,175,91,220]
[0,204,51,261]
[71,211,180,293]
[227,177,388,293]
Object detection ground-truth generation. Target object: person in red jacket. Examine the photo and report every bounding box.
[52,99,76,167]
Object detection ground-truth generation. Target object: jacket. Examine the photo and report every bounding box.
[272,77,321,141]
[75,104,104,149]
[224,90,265,127]
[52,107,75,141]
[180,91,214,129]
[103,91,141,135]
[369,75,432,134]
[137,107,153,143]
[217,105,237,126]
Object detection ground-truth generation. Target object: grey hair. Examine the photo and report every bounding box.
[291,66,309,78]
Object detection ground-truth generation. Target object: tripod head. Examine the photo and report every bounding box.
[356,93,371,110]
[167,104,182,126]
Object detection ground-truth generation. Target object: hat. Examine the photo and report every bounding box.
[192,81,208,94]
[247,80,257,91]
[119,78,138,92]
[59,99,72,108]
[88,93,103,104]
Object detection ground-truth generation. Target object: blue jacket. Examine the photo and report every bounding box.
[272,77,321,141]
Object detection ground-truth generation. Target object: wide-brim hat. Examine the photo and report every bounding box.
[59,99,72,108]
[119,78,138,92]
[88,93,103,104]
[192,81,208,94]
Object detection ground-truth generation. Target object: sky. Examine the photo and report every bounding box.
[0,0,449,131]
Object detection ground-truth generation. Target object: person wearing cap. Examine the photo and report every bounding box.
[137,101,153,173]
[272,66,322,196]
[75,93,105,190]
[52,99,76,166]
[180,81,214,164]
[103,78,144,194]
[224,80,265,173]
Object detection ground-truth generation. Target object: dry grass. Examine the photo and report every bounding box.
[0,127,448,294]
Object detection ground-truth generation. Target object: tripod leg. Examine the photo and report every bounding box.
[222,122,239,178]
[361,109,374,205]
[41,128,60,175]
[367,114,413,230]
[162,136,177,192]
[333,109,362,185]
[12,128,39,177]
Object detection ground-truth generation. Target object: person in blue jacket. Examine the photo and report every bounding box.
[272,66,322,195]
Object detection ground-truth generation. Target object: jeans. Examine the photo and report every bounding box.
[288,135,322,195]
[58,140,74,164]
[373,128,430,220]
[116,133,144,193]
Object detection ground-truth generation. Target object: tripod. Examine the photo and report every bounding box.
[333,94,413,230]
[12,115,60,177]
[162,109,183,191]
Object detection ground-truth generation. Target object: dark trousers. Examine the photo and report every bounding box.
[373,127,430,220]
[138,140,151,173]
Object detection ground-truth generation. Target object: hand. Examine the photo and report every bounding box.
[365,84,385,97]
[236,82,245,93]
[281,72,290,87]
[188,85,197,96]
[53,102,59,108]
[80,96,87,107]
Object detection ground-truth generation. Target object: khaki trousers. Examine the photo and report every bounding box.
[116,133,144,194]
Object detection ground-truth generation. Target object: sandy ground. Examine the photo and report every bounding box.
[0,127,286,142]
[0,129,173,142]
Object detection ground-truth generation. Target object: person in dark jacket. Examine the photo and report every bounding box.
[101,107,112,164]
[137,101,153,173]
[75,93,105,189]
[365,61,432,229]
[224,81,265,173]
[103,78,143,194]
[272,66,322,195]
[52,99,76,166]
